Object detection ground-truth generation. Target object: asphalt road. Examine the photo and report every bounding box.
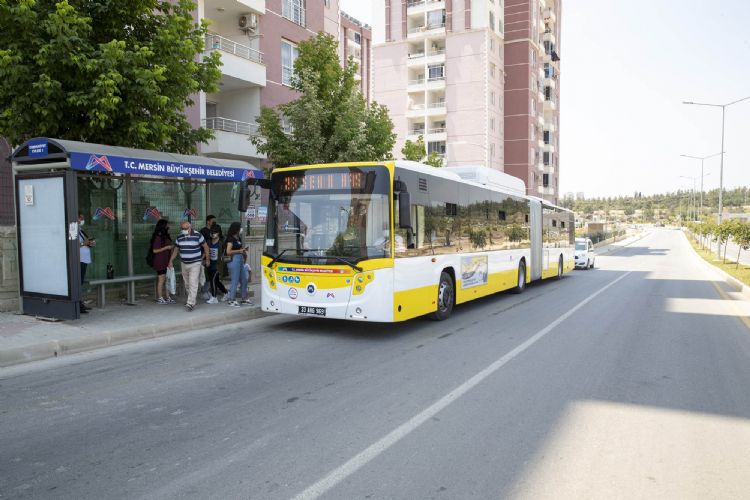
[2,229,750,500]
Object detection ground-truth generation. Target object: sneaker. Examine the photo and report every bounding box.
[165,297,176,304]
[157,297,168,305]
[185,304,194,312]
[227,300,240,307]
[240,299,254,306]
[219,294,227,302]
[206,296,219,304]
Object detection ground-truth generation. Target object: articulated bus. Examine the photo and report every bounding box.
[260,161,575,322]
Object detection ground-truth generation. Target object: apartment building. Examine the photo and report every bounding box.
[341,12,372,100]
[504,0,560,202]
[191,0,371,167]
[371,0,506,170]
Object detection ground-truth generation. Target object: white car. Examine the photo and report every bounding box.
[575,237,595,269]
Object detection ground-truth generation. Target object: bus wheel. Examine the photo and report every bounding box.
[556,256,564,279]
[431,272,455,321]
[512,260,526,294]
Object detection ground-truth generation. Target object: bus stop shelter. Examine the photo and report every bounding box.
[11,138,265,320]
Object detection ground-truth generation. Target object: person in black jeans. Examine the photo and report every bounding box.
[205,225,228,303]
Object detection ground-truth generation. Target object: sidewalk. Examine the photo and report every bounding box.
[0,284,268,368]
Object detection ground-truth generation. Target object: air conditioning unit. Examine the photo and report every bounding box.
[239,13,259,31]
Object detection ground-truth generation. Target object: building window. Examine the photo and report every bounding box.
[490,38,495,50]
[531,98,536,115]
[282,0,305,27]
[489,11,495,31]
[428,64,445,80]
[543,173,550,187]
[428,141,446,155]
[490,117,495,131]
[490,143,496,158]
[490,62,496,78]
[427,9,446,28]
[490,91,495,105]
[281,40,300,86]
[354,32,361,45]
[281,114,293,135]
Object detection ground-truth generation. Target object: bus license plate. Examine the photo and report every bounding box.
[299,306,326,317]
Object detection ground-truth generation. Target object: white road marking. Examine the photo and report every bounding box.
[291,271,634,500]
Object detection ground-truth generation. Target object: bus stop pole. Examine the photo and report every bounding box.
[125,174,135,304]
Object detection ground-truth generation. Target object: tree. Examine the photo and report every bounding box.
[0,0,220,153]
[252,33,395,167]
[401,135,443,167]
[732,222,750,269]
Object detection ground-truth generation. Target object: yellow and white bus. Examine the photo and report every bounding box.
[260,161,574,322]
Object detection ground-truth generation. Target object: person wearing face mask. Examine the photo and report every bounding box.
[205,225,228,304]
[169,221,210,311]
[78,213,94,314]
[150,219,175,304]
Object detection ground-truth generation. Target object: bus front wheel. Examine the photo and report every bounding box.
[512,260,526,294]
[431,271,455,321]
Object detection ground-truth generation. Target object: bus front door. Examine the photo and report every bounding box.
[529,200,543,281]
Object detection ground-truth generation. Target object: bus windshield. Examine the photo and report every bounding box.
[265,166,391,265]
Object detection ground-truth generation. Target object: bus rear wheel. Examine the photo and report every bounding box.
[511,260,526,294]
[431,271,455,321]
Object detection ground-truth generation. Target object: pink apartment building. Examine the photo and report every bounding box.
[191,0,371,168]
[372,0,506,170]
[504,0,560,202]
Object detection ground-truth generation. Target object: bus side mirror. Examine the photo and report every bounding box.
[399,191,411,229]
[238,178,271,212]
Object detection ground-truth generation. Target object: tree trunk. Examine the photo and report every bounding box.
[737,244,742,270]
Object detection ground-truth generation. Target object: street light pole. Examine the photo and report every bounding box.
[680,152,720,219]
[683,95,750,258]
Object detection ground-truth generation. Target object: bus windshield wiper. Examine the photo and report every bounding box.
[325,255,363,273]
[268,249,292,268]
[297,249,363,273]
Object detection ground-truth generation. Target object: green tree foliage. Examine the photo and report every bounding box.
[401,135,443,167]
[0,0,221,153]
[252,33,395,167]
[561,187,750,223]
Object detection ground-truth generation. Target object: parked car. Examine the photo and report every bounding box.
[575,237,595,269]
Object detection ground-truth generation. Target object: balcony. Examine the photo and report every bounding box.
[205,33,265,87]
[543,142,556,153]
[406,103,427,118]
[408,22,446,39]
[543,121,556,132]
[408,77,426,92]
[426,75,446,90]
[407,51,426,66]
[202,117,264,161]
[539,186,555,196]
[543,164,555,175]
[407,0,446,16]
[544,98,557,112]
[205,0,265,15]
[426,101,447,116]
[542,31,556,45]
[544,76,557,89]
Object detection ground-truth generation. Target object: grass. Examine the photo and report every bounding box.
[687,235,750,287]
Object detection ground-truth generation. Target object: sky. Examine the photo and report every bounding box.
[340,0,750,198]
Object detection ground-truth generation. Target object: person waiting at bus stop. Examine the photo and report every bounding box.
[169,221,209,311]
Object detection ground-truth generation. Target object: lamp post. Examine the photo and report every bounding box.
[680,152,721,219]
[684,95,750,258]
[679,175,696,221]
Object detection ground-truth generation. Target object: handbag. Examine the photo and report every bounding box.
[166,267,177,296]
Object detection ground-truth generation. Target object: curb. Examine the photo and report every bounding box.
[0,307,271,368]
[682,231,750,302]
[594,231,648,255]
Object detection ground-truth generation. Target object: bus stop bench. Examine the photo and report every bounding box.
[89,275,158,308]
[88,273,185,308]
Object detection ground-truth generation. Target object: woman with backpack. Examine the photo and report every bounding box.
[205,224,228,303]
[149,219,175,304]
